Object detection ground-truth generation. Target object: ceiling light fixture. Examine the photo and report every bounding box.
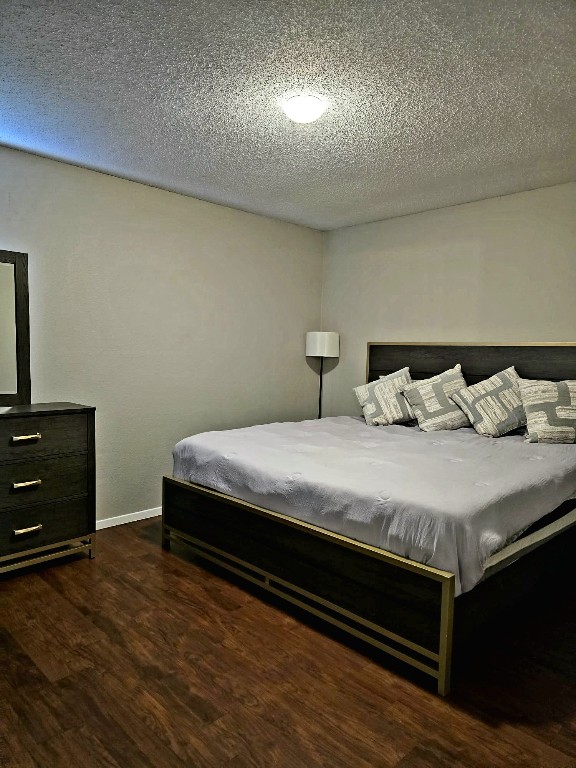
[280,94,327,124]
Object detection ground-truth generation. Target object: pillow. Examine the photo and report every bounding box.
[518,378,576,443]
[353,367,415,426]
[449,366,526,437]
[401,364,470,432]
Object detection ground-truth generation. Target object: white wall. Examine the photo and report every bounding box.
[322,183,576,416]
[3,147,573,519]
[0,146,323,521]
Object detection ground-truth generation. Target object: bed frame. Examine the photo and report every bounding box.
[162,342,576,695]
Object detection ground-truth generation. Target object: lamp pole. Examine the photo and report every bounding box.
[318,356,324,419]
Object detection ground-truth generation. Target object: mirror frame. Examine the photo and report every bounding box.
[0,249,31,406]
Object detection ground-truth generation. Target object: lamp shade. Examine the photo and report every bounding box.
[305,331,340,358]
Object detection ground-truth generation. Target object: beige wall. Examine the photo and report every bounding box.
[3,146,573,519]
[322,183,576,416]
[0,146,323,521]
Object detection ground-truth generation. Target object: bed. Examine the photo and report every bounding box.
[162,343,576,695]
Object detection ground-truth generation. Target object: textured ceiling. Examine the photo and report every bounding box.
[1,0,575,230]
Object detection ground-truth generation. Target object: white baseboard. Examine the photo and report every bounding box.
[96,506,161,530]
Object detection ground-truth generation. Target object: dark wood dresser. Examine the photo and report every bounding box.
[0,402,95,574]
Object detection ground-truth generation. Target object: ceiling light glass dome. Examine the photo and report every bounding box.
[280,94,328,123]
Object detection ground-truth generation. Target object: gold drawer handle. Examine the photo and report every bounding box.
[11,433,42,443]
[12,479,42,490]
[13,524,43,537]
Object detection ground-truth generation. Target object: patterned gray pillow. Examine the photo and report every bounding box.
[353,367,415,426]
[401,364,470,432]
[518,378,576,443]
[449,366,526,438]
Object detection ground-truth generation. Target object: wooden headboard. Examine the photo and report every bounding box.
[367,343,576,385]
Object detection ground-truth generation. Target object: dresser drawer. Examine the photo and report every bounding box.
[0,413,88,461]
[0,498,92,557]
[0,454,87,511]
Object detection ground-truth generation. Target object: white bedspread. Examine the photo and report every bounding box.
[172,416,576,595]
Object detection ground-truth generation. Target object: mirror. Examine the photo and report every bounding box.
[0,250,31,406]
[0,262,17,392]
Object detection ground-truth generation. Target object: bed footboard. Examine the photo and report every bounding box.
[162,475,456,695]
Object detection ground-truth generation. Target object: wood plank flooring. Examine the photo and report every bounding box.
[1,518,575,767]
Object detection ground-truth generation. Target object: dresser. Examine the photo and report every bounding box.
[0,402,95,574]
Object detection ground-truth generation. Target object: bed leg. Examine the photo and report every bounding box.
[88,534,96,559]
[438,667,451,697]
[437,575,455,696]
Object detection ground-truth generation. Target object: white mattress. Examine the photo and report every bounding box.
[172,416,576,595]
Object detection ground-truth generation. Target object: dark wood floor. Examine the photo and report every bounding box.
[1,519,575,768]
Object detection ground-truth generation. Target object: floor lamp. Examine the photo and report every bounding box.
[305,331,340,419]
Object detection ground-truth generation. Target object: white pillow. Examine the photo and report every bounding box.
[354,367,415,426]
[401,364,470,431]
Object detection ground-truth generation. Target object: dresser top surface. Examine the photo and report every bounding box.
[0,402,95,417]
